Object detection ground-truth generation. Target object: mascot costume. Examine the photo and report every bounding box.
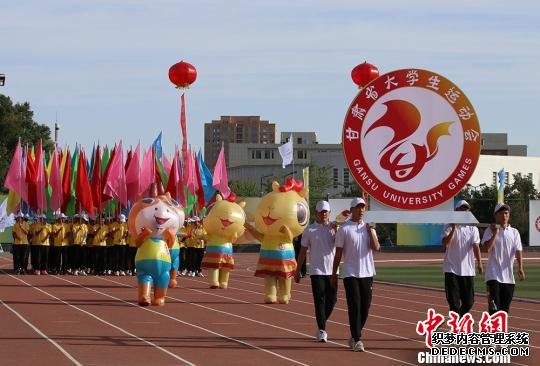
[201,193,246,289]
[245,178,309,304]
[128,188,185,306]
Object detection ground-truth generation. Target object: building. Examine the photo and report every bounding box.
[223,131,537,197]
[204,116,276,170]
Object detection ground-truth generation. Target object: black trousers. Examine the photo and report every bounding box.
[12,244,29,272]
[31,245,49,271]
[486,280,515,314]
[444,272,475,316]
[343,276,373,342]
[112,245,127,272]
[310,275,337,331]
[126,246,137,273]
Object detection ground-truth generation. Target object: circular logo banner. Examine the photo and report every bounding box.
[343,69,481,210]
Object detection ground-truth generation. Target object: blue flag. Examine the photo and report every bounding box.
[152,131,163,160]
[197,150,216,204]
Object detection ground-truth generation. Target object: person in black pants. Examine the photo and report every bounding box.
[295,200,337,343]
[332,198,380,352]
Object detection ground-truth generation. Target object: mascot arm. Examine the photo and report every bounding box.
[136,227,152,247]
[279,225,294,243]
[244,222,263,242]
[164,228,176,249]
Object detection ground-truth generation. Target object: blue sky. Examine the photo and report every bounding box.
[2,0,540,156]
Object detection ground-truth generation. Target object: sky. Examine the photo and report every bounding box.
[2,0,540,157]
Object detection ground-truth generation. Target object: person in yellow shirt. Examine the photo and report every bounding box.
[51,213,69,275]
[92,217,109,275]
[126,229,137,276]
[30,214,52,275]
[12,213,30,274]
[185,217,207,277]
[109,214,128,276]
[71,214,89,276]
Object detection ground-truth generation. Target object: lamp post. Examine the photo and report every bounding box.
[260,173,273,196]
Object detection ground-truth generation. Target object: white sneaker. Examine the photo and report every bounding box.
[352,340,365,352]
[181,269,187,276]
[119,271,126,276]
[316,330,328,342]
[73,270,79,276]
[196,271,204,277]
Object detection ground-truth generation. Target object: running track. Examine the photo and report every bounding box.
[0,252,537,365]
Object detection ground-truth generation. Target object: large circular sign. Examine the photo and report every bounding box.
[343,69,481,210]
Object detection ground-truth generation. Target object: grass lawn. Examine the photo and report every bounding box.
[375,264,540,300]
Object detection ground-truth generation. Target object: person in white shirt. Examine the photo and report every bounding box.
[441,199,483,316]
[481,202,525,314]
[295,200,337,343]
[331,197,380,352]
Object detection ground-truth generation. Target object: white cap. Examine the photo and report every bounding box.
[16,212,24,218]
[118,214,126,222]
[61,213,67,219]
[82,214,89,222]
[192,216,200,222]
[494,202,510,215]
[315,200,330,212]
[350,197,366,208]
[454,199,471,210]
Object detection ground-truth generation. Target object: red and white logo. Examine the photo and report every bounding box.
[535,216,540,232]
[343,69,481,209]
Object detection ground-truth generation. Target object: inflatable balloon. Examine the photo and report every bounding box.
[168,234,181,288]
[128,192,185,306]
[245,178,309,304]
[201,193,246,289]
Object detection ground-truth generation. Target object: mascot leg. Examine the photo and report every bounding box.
[277,277,292,304]
[138,283,151,306]
[168,269,178,288]
[218,269,230,289]
[152,287,167,306]
[208,268,220,288]
[264,277,278,304]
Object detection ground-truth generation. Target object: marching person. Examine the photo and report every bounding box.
[30,214,52,275]
[482,202,525,314]
[441,200,483,316]
[12,212,30,274]
[331,197,379,352]
[295,200,337,343]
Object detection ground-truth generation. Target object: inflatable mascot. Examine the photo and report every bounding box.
[201,193,246,289]
[245,178,309,304]
[128,191,185,306]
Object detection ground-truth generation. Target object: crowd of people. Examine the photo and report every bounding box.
[11,213,208,278]
[9,197,526,353]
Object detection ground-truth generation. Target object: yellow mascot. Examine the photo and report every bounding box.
[201,193,246,289]
[245,178,309,304]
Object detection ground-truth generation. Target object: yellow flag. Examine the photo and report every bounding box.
[302,166,309,203]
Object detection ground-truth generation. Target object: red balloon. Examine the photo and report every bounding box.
[168,61,197,88]
[351,61,379,88]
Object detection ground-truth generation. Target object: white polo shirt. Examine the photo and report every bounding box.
[335,220,376,278]
[481,225,522,284]
[301,222,336,275]
[442,224,480,276]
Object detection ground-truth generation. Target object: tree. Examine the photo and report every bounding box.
[229,179,260,197]
[0,94,54,191]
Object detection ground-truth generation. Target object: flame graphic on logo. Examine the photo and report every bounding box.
[364,100,454,182]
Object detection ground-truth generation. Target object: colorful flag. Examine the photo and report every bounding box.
[194,151,205,212]
[212,145,231,199]
[91,145,103,215]
[140,147,155,194]
[35,141,47,213]
[302,166,309,203]
[49,145,62,212]
[197,150,216,204]
[61,149,72,212]
[103,141,127,207]
[76,150,94,215]
[3,140,27,202]
[278,133,293,168]
[153,131,163,160]
[497,168,505,204]
[125,143,140,204]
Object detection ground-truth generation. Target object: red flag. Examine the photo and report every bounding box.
[125,143,140,204]
[212,145,231,199]
[76,150,94,215]
[140,146,155,194]
[91,145,102,215]
[49,145,62,212]
[35,141,47,212]
[180,93,188,161]
[101,144,116,203]
[103,141,127,207]
[61,149,72,212]
[185,147,197,196]
[3,140,27,202]
[194,151,205,212]
[165,149,180,201]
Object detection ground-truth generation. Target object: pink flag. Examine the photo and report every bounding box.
[162,153,171,176]
[212,145,231,199]
[139,146,155,195]
[3,140,27,201]
[35,141,47,212]
[185,147,197,196]
[126,143,140,204]
[103,141,127,207]
[49,145,62,212]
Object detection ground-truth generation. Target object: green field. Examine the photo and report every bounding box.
[374,264,540,300]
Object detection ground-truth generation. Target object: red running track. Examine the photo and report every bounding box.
[0,252,537,365]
